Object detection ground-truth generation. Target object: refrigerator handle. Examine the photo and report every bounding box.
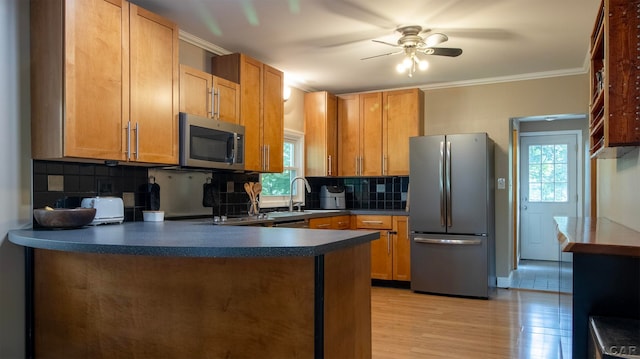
[446,141,452,227]
[414,237,482,245]
[439,141,445,227]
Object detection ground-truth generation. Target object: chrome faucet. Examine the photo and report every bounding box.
[289,176,311,212]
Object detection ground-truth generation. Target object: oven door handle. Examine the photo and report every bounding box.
[413,237,482,245]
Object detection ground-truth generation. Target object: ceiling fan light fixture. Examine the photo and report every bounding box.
[402,56,413,68]
[418,59,429,71]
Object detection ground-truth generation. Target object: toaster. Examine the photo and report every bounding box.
[320,185,346,210]
[81,196,124,225]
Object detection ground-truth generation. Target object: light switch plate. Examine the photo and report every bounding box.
[47,175,64,192]
[497,178,506,190]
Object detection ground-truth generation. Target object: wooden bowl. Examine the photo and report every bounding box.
[33,208,97,228]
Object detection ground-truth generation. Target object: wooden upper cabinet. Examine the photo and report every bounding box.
[32,0,128,161]
[338,89,423,176]
[360,92,383,176]
[179,64,240,124]
[212,53,284,172]
[337,94,361,176]
[304,91,338,177]
[214,77,241,124]
[337,92,383,176]
[31,0,179,165]
[129,4,179,164]
[383,88,424,175]
[263,64,284,173]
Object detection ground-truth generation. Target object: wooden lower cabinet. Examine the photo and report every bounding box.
[309,215,350,229]
[355,215,410,281]
[392,216,411,281]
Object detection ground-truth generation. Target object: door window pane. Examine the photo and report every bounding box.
[528,144,568,203]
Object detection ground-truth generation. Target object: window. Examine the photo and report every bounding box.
[260,130,305,208]
[527,144,568,202]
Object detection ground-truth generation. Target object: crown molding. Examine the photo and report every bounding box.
[179,30,231,56]
[419,66,589,91]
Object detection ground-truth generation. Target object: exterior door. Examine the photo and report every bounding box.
[520,133,578,261]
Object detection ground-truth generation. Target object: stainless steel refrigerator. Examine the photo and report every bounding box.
[409,133,495,298]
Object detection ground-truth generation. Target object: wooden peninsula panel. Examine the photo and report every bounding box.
[555,216,640,256]
[554,216,640,358]
[33,243,372,358]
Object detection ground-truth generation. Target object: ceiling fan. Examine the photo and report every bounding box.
[362,25,463,77]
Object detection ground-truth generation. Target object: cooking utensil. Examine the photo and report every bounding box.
[33,207,97,229]
[202,177,215,207]
[251,182,261,214]
[148,176,160,211]
[244,182,254,202]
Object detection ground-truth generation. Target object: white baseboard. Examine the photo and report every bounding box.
[497,272,513,288]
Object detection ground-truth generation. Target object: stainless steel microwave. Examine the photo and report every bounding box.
[179,112,245,170]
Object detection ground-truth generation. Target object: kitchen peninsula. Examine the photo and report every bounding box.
[9,222,378,358]
[555,216,640,359]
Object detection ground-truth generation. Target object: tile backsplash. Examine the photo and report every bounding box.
[33,160,409,222]
[33,160,152,222]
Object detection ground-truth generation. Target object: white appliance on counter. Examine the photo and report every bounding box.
[409,133,495,298]
[320,185,346,209]
[81,196,124,225]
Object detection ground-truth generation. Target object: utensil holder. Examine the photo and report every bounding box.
[248,199,259,216]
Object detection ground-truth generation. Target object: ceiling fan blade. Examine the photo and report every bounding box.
[360,50,403,60]
[423,33,448,47]
[421,47,463,57]
[372,39,400,48]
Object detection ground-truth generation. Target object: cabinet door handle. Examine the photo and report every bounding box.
[317,223,330,228]
[362,220,383,225]
[208,87,214,117]
[327,155,332,176]
[126,121,131,160]
[212,88,219,119]
[266,145,270,171]
[134,122,139,160]
[387,231,391,254]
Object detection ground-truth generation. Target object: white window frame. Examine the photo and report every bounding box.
[259,129,305,208]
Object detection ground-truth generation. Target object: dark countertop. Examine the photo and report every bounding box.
[8,221,379,258]
[199,209,408,226]
[554,216,640,257]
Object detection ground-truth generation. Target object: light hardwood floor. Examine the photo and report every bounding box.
[371,287,572,359]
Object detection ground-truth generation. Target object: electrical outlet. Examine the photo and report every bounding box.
[227,181,234,193]
[47,175,64,192]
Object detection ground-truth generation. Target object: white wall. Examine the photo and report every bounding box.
[597,150,640,231]
[0,0,31,357]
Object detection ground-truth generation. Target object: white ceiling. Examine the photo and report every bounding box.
[131,0,601,94]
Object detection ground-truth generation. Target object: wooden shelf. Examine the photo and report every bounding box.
[588,0,640,158]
